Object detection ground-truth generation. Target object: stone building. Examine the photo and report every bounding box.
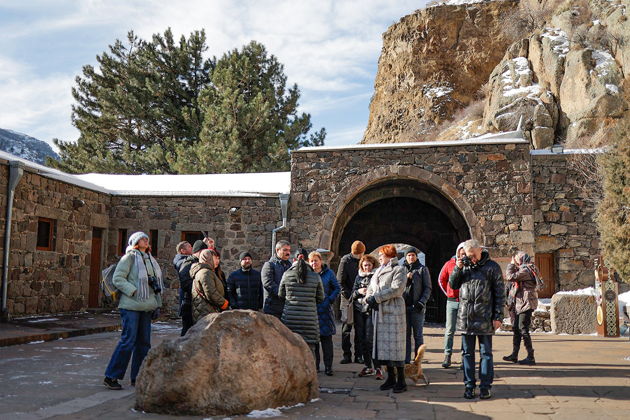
[0,133,603,322]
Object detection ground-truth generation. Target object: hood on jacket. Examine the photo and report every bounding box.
[190,262,212,278]
[358,268,376,277]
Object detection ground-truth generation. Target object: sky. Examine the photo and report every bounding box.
[0,0,432,150]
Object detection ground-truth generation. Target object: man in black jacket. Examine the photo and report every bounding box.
[337,240,365,364]
[178,240,207,336]
[449,239,505,400]
[402,247,432,364]
[227,251,263,310]
[261,240,292,318]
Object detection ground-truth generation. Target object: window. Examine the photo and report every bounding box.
[150,229,159,255]
[36,218,55,251]
[117,229,128,256]
[181,231,205,245]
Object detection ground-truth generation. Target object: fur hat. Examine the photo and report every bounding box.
[192,240,208,254]
[128,232,149,247]
[239,251,252,261]
[351,240,366,255]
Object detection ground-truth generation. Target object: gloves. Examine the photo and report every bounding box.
[151,308,160,320]
[366,296,379,311]
[414,302,426,313]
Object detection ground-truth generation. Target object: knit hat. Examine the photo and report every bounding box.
[192,240,208,254]
[404,246,419,257]
[239,251,252,261]
[128,232,149,247]
[351,240,366,255]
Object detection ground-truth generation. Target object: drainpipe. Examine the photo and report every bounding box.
[1,161,24,322]
[271,194,290,258]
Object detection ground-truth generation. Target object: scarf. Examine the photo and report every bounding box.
[132,250,164,301]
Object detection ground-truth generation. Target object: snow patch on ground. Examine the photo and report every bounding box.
[27,317,60,323]
[541,28,569,57]
[247,403,305,418]
[27,340,44,344]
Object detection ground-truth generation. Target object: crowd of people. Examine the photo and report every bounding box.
[102,232,540,400]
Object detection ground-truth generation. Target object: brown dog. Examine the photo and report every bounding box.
[404,344,429,386]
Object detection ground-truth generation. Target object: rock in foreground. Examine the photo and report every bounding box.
[135,310,318,416]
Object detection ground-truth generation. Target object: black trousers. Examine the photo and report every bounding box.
[513,309,534,354]
[180,303,193,336]
[342,322,361,359]
[315,335,334,370]
[355,310,374,368]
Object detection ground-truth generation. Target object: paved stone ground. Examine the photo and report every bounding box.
[0,322,628,420]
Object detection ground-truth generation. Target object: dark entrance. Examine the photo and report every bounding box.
[332,179,470,323]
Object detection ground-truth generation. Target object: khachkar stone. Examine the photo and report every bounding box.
[135,310,318,416]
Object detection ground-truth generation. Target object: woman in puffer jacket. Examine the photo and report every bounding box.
[503,251,539,365]
[191,249,229,322]
[104,232,163,390]
[352,254,380,378]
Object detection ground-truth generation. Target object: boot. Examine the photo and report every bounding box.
[379,365,396,391]
[502,348,519,363]
[393,366,407,393]
[503,331,521,363]
[519,335,535,365]
[442,354,452,368]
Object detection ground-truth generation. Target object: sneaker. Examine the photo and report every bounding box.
[480,388,492,399]
[103,377,122,390]
[325,368,333,376]
[358,367,375,377]
[340,357,352,364]
[354,356,364,364]
[464,388,475,399]
[375,368,384,380]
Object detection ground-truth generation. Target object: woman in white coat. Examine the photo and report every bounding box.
[365,244,407,393]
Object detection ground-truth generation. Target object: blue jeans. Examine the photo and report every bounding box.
[105,309,152,381]
[405,307,425,364]
[461,334,494,390]
[444,300,459,356]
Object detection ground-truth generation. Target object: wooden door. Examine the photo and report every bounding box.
[535,253,555,298]
[88,228,103,307]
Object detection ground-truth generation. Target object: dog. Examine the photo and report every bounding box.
[404,344,429,386]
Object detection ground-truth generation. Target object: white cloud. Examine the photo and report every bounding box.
[325,125,366,146]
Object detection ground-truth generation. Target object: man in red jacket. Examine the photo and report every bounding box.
[438,242,466,368]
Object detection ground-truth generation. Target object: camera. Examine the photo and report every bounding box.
[148,275,161,294]
[461,256,473,267]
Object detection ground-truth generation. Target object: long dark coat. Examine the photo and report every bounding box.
[316,266,340,336]
[278,264,325,345]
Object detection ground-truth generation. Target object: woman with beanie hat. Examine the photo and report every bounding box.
[104,232,163,390]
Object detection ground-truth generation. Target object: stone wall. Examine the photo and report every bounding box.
[107,195,285,317]
[531,152,601,290]
[0,163,110,316]
[290,141,534,260]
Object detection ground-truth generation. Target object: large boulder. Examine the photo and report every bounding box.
[135,310,318,416]
[551,294,596,334]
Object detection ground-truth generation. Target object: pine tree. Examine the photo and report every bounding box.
[173,41,325,174]
[48,29,213,174]
[596,118,630,282]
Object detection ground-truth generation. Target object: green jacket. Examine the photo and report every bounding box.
[113,250,162,312]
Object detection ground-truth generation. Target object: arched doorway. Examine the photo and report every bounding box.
[330,178,471,322]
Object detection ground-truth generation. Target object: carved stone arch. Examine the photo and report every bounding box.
[317,165,482,251]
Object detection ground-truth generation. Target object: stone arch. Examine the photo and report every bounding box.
[318,165,482,251]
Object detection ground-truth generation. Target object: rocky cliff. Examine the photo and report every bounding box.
[363,0,630,147]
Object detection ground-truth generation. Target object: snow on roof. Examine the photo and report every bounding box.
[0,150,290,197]
[295,131,528,152]
[74,172,291,197]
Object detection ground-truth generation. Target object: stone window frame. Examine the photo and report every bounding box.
[117,228,128,256]
[149,229,159,256]
[36,217,56,251]
[180,231,205,245]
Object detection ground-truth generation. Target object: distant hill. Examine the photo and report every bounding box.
[0,128,59,165]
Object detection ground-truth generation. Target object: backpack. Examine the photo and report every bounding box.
[101,263,119,302]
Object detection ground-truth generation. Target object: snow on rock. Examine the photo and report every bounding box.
[541,28,569,57]
[605,84,620,95]
[429,0,488,6]
[591,50,616,78]
[423,85,453,99]
[246,403,305,418]
[555,286,596,296]
[501,57,541,98]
